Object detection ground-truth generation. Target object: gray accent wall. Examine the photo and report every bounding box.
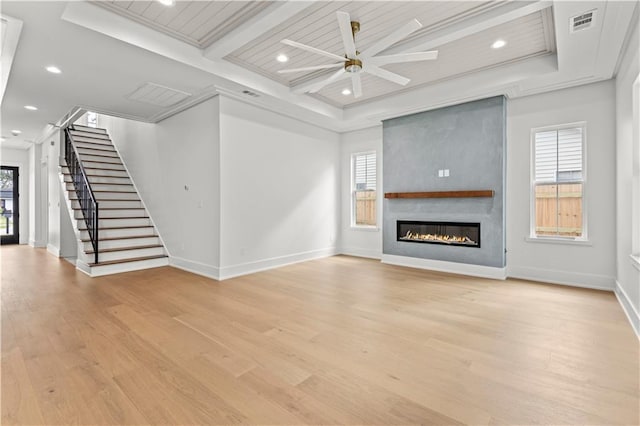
[383,96,506,267]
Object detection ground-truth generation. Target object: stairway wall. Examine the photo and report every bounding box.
[97,97,221,276]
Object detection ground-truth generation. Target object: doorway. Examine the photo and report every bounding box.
[1,166,20,244]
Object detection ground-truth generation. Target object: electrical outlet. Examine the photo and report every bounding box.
[438,169,444,177]
[444,169,450,177]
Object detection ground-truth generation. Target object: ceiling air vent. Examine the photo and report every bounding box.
[570,10,596,33]
[242,90,260,98]
[125,82,191,107]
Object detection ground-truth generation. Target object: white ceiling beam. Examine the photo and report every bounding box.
[203,2,316,60]
[291,1,552,94]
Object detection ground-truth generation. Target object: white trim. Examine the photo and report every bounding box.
[630,254,640,272]
[349,226,380,232]
[169,256,220,281]
[47,243,60,257]
[381,254,507,280]
[615,280,640,339]
[340,247,382,260]
[530,122,588,240]
[507,265,615,291]
[525,236,592,246]
[218,247,338,280]
[29,239,46,248]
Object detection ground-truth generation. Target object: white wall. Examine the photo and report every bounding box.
[339,125,383,259]
[0,147,29,244]
[218,96,340,278]
[507,80,617,290]
[615,17,640,336]
[99,97,221,276]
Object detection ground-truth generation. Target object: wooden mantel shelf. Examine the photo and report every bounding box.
[384,190,494,199]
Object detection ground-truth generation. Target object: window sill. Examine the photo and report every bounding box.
[525,236,592,246]
[350,226,380,232]
[630,255,640,272]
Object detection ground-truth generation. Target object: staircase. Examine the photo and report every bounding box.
[60,124,169,277]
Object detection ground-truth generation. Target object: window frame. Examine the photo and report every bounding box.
[529,121,588,243]
[351,150,378,229]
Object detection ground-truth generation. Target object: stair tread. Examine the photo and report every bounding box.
[88,254,168,267]
[78,225,154,231]
[66,182,133,186]
[71,198,140,202]
[81,234,158,242]
[73,207,145,210]
[97,216,150,220]
[73,125,108,132]
[78,152,120,158]
[69,130,110,138]
[79,167,127,172]
[81,159,123,165]
[85,244,163,254]
[63,172,130,178]
[75,145,116,152]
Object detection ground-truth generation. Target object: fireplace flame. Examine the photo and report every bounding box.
[401,230,476,245]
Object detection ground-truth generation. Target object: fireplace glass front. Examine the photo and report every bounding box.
[397,221,480,248]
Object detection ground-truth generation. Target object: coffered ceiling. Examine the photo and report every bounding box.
[93,1,273,48]
[0,0,636,148]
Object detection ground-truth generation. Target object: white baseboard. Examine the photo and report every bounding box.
[507,265,615,291]
[381,254,506,280]
[218,247,338,280]
[170,256,220,281]
[339,247,382,260]
[29,239,46,248]
[47,244,60,257]
[615,280,640,339]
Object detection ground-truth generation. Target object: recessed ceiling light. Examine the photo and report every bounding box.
[157,0,174,6]
[342,88,352,96]
[46,65,61,74]
[491,39,506,49]
[276,54,288,63]
[24,105,38,111]
[11,130,21,136]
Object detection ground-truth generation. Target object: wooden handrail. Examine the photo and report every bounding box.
[385,190,494,199]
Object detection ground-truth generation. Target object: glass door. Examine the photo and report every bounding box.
[1,166,19,244]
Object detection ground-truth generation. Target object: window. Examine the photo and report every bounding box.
[87,111,98,128]
[352,152,376,227]
[531,123,586,239]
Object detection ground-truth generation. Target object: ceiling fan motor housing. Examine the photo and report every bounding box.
[345,58,362,73]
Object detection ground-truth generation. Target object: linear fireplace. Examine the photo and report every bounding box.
[397,220,480,248]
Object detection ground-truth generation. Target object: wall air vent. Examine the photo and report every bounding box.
[570,10,596,33]
[125,82,191,107]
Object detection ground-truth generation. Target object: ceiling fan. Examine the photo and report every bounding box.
[277,11,438,98]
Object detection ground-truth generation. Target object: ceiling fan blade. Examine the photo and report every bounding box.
[277,63,344,74]
[351,73,362,98]
[365,65,410,86]
[308,68,349,93]
[361,19,423,59]
[337,11,357,59]
[281,39,347,62]
[368,50,438,66]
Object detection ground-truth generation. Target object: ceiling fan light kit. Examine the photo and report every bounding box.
[278,11,439,99]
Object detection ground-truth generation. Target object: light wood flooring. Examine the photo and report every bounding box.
[2,245,638,425]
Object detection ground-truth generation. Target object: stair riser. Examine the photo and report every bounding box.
[74,142,115,151]
[73,126,108,135]
[84,169,128,178]
[66,183,134,192]
[81,161,126,171]
[83,257,169,277]
[69,192,139,201]
[71,136,113,146]
[80,246,165,263]
[74,209,147,219]
[92,218,151,228]
[76,147,118,157]
[72,200,142,209]
[66,176,132,185]
[80,227,153,240]
[78,154,122,164]
[83,237,160,251]
[70,131,111,140]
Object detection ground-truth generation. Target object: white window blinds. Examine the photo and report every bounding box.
[354,153,376,191]
[535,127,583,182]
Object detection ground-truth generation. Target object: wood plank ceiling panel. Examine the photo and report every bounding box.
[315,11,550,106]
